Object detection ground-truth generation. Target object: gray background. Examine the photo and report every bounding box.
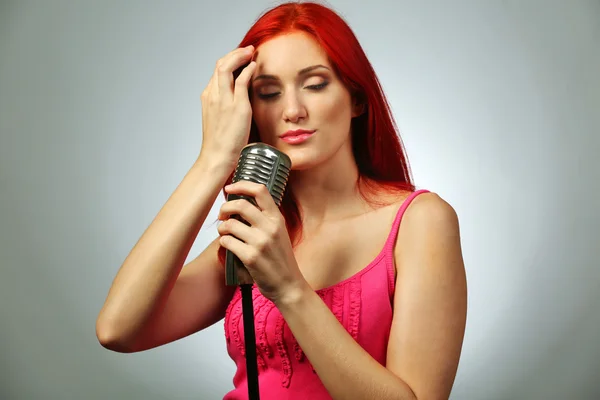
[1,0,599,399]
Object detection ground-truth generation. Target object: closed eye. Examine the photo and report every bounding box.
[257,92,279,99]
[306,82,328,90]
[257,81,329,100]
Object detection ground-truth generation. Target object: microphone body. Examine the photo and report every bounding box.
[225,143,292,286]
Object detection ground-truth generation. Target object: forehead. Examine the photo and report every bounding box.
[253,32,330,73]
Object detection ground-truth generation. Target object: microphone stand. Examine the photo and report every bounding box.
[240,283,260,400]
[226,203,261,400]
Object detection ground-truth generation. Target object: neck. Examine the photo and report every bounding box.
[287,142,370,232]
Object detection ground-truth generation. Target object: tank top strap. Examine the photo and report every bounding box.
[384,189,430,251]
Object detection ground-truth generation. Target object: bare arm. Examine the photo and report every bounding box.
[386,193,467,399]
[95,45,257,353]
[95,156,232,352]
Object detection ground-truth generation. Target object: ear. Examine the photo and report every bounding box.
[351,94,366,118]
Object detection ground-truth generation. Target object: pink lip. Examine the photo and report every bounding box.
[279,129,316,138]
[280,132,315,144]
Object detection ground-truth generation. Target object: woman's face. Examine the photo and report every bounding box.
[250,32,362,170]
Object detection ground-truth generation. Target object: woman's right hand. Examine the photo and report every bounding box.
[199,45,257,168]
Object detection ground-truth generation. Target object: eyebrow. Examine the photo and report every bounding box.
[252,64,330,82]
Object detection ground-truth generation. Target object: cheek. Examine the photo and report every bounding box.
[315,94,353,130]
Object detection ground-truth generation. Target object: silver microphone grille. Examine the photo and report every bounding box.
[232,143,292,207]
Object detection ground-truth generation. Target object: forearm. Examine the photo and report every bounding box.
[275,287,417,400]
[96,155,231,344]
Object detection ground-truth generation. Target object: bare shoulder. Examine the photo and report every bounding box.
[405,191,458,224]
[394,191,461,266]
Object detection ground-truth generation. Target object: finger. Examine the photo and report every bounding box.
[233,61,257,101]
[216,46,255,96]
[217,217,254,244]
[201,64,216,100]
[225,181,278,216]
[219,198,263,226]
[219,234,253,268]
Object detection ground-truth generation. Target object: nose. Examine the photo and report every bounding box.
[282,91,307,123]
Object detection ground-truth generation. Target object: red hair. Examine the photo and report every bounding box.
[215,1,415,266]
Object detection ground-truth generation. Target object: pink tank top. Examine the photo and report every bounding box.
[222,189,430,399]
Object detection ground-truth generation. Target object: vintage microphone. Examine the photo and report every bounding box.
[224,142,292,400]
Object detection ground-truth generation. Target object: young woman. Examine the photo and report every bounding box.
[96,2,468,399]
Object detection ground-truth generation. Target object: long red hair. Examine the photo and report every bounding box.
[215,1,415,266]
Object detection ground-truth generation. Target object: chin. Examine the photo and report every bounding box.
[286,151,326,171]
[257,138,326,170]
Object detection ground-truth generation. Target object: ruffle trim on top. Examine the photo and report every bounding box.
[225,279,363,388]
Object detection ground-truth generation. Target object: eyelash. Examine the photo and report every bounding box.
[257,82,329,100]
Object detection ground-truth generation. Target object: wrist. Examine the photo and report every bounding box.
[194,153,235,180]
[272,280,313,310]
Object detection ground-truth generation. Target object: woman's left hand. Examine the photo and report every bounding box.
[217,181,308,304]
